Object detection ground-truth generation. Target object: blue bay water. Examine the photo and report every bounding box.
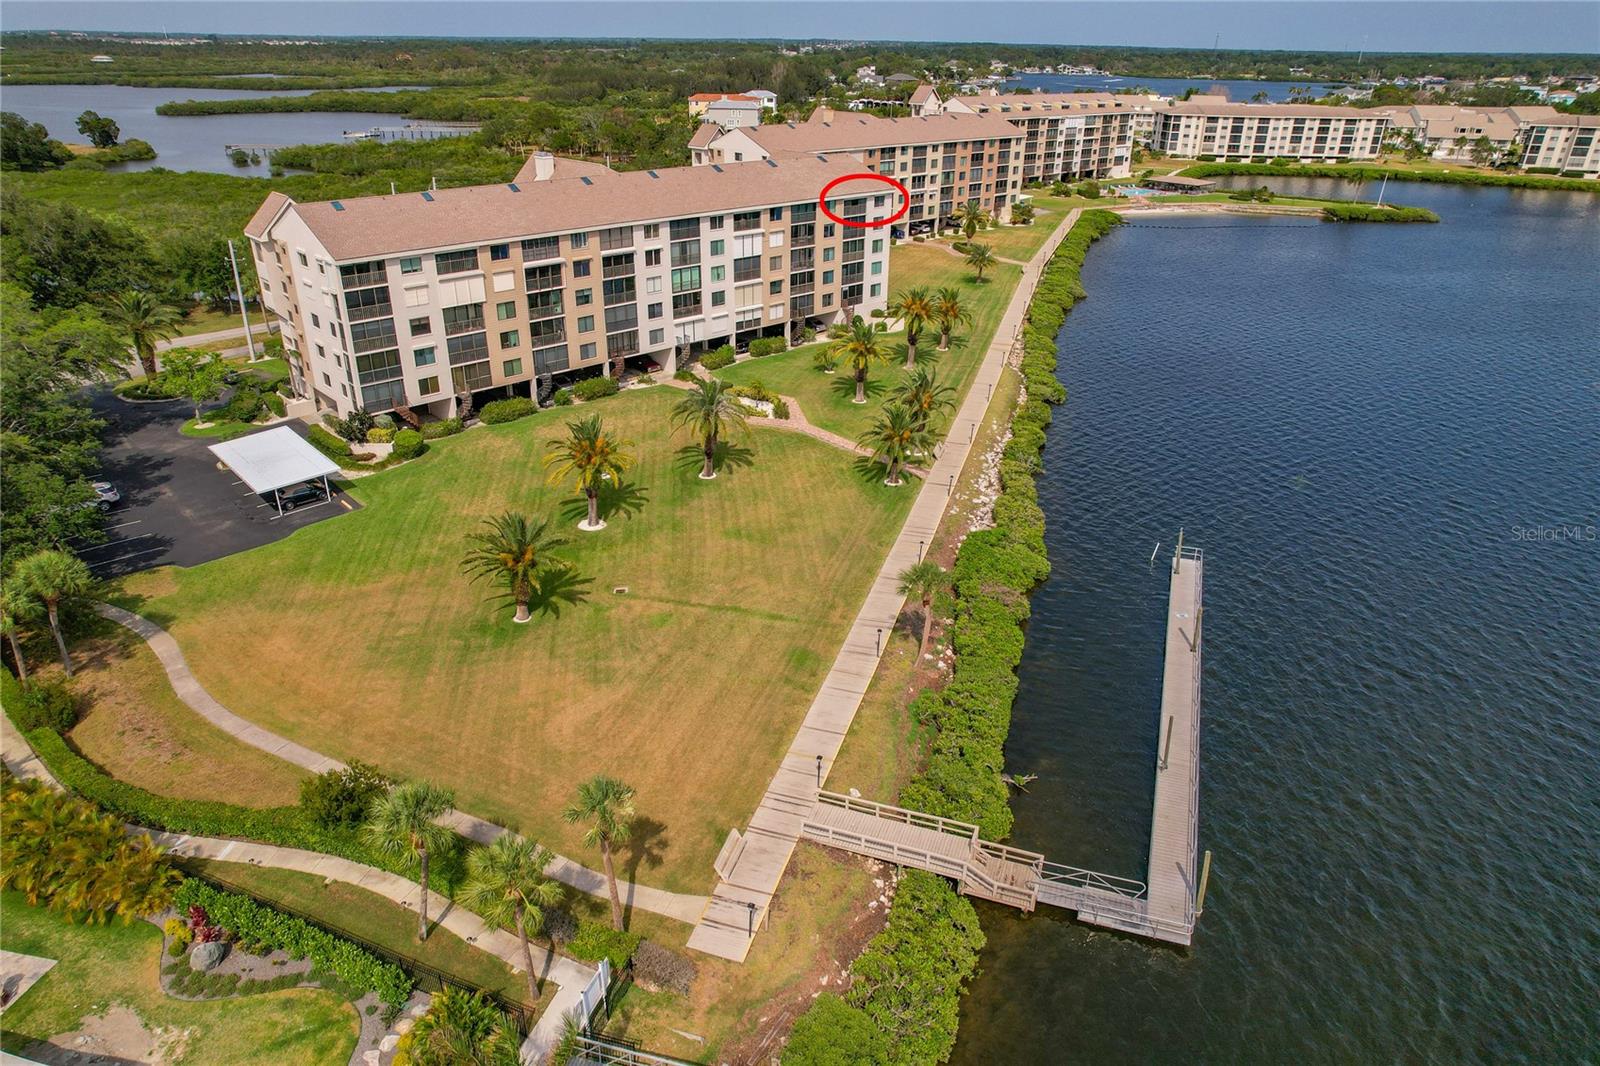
[951,183,1600,1063]
[1005,73,1337,101]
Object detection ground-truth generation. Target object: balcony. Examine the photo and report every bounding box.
[339,262,387,290]
[733,212,761,232]
[733,262,762,283]
[602,255,636,279]
[606,331,639,358]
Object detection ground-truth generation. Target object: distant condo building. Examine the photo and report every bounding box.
[1149,98,1389,162]
[908,84,1135,181]
[1375,104,1598,175]
[691,108,1025,232]
[244,154,894,419]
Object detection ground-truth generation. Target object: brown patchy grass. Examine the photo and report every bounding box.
[51,631,307,808]
[117,388,914,894]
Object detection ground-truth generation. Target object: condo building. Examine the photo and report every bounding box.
[1149,99,1389,161]
[244,154,895,420]
[691,109,1025,232]
[1373,104,1521,161]
[1509,107,1599,175]
[1374,104,1598,176]
[911,85,1136,181]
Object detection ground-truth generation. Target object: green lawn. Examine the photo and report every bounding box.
[118,387,915,893]
[0,892,358,1065]
[714,243,1024,442]
[182,861,555,1011]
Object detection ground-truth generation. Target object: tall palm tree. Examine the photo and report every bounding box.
[858,404,935,487]
[460,835,563,1005]
[890,366,957,434]
[394,987,522,1066]
[563,775,636,931]
[890,286,935,370]
[829,317,888,405]
[964,243,998,283]
[931,287,972,352]
[671,377,749,481]
[544,413,635,531]
[954,202,990,241]
[365,780,456,941]
[104,291,182,378]
[460,512,568,624]
[12,551,92,677]
[897,561,947,659]
[1,585,42,686]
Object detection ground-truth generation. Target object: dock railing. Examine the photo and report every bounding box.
[1035,860,1147,900]
[814,789,981,844]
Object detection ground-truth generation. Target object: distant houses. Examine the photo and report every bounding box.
[688,89,778,128]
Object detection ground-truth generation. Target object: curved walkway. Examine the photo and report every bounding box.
[0,713,590,1061]
[95,603,708,926]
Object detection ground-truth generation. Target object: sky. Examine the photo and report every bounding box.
[2,1,1596,54]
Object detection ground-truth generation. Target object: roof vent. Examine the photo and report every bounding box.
[710,164,723,172]
[817,153,828,161]
[580,176,594,186]
[421,191,434,202]
[648,170,659,178]
[508,182,520,192]
[765,159,778,168]
[331,201,345,211]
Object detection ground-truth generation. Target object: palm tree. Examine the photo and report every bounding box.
[394,987,522,1066]
[104,291,182,378]
[829,317,888,405]
[460,835,563,1005]
[954,201,990,241]
[671,377,748,481]
[812,347,839,375]
[1,585,42,686]
[890,286,935,370]
[858,404,934,487]
[12,551,92,677]
[544,413,634,531]
[563,775,636,931]
[931,287,971,352]
[365,780,456,941]
[897,561,948,659]
[964,243,998,283]
[890,366,957,434]
[460,513,568,624]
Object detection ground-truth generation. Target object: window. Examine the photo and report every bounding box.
[604,304,638,331]
[645,248,662,267]
[524,262,562,291]
[527,290,563,319]
[870,283,882,297]
[311,313,321,328]
[769,206,783,221]
[824,223,836,238]
[350,318,398,354]
[322,372,331,386]
[418,375,439,394]
[599,226,633,250]
[521,236,559,260]
[709,239,725,256]
[645,276,662,294]
[503,358,523,376]
[603,276,636,305]
[496,300,516,320]
[580,342,597,361]
[708,215,724,230]
[871,261,883,275]
[317,344,326,359]
[413,346,437,367]
[409,316,431,336]
[578,315,595,333]
[710,265,726,282]
[297,251,308,266]
[442,304,485,336]
[404,286,429,308]
[822,270,834,284]
[534,345,570,373]
[769,256,781,271]
[500,329,520,348]
[569,231,589,249]
[642,223,660,239]
[574,287,593,306]
[823,247,835,262]
[769,280,782,294]
[669,217,700,240]
[649,328,665,345]
[490,243,510,261]
[872,239,884,253]
[712,290,726,307]
[493,271,514,293]
[733,211,760,231]
[572,259,592,278]
[446,332,489,364]
[435,248,480,275]
[671,266,701,293]
[648,302,663,319]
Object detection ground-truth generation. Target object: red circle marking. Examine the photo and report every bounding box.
[818,173,909,229]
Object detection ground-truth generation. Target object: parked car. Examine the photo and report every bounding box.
[276,481,327,512]
[90,481,120,512]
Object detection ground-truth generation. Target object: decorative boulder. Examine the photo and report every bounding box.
[189,941,229,972]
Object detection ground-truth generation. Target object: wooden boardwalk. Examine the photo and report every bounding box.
[685,211,1087,962]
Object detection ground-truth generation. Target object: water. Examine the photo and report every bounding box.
[0,83,426,175]
[1004,73,1337,102]
[952,183,1600,1063]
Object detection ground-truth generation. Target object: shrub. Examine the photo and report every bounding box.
[306,425,355,465]
[782,993,889,1066]
[1321,203,1439,223]
[10,679,78,733]
[912,235,926,242]
[772,397,791,420]
[1078,180,1102,199]
[479,397,537,424]
[299,760,390,830]
[673,368,696,382]
[551,387,574,406]
[631,940,697,996]
[164,916,192,951]
[173,880,412,1011]
[392,429,425,461]
[541,908,579,946]
[334,409,375,443]
[869,308,886,318]
[701,344,736,370]
[1180,160,1599,194]
[420,417,463,439]
[365,427,395,444]
[566,921,641,969]
[798,327,816,344]
[573,376,620,401]
[263,392,286,417]
[728,381,778,405]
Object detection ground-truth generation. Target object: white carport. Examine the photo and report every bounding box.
[209,426,340,516]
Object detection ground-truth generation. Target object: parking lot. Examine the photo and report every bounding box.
[81,387,359,579]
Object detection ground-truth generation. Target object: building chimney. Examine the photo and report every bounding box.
[531,151,556,181]
[817,106,835,124]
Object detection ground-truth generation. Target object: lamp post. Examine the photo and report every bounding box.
[876,628,882,655]
[816,754,823,789]
[746,901,756,937]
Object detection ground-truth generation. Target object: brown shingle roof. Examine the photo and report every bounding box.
[688,124,722,149]
[243,191,292,240]
[909,84,936,105]
[689,92,757,103]
[743,111,1020,154]
[276,157,893,262]
[511,153,613,185]
[1159,100,1379,118]
[954,90,1133,113]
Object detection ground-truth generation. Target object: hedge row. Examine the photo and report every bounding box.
[782,211,1123,1066]
[1321,203,1440,223]
[18,723,467,892]
[1180,161,1600,194]
[174,879,412,1010]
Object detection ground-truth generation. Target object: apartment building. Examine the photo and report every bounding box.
[1149,99,1389,162]
[1373,105,1520,161]
[1508,107,1600,175]
[244,155,895,420]
[692,109,1025,232]
[911,85,1136,180]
